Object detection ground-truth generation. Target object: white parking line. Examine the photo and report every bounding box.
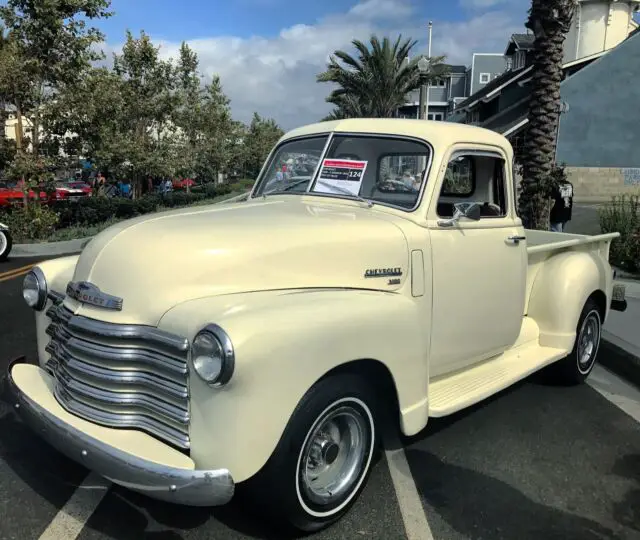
[384,431,434,540]
[588,364,640,423]
[38,472,111,540]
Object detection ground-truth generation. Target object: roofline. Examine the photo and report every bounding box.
[502,118,529,137]
[460,65,533,111]
[562,49,607,69]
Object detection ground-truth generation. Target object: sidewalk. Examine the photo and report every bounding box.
[600,279,640,387]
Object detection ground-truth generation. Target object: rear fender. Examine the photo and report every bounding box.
[527,251,611,351]
[159,289,428,483]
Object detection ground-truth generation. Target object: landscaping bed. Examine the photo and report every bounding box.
[1,183,250,244]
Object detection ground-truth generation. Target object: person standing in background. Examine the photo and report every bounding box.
[550,176,574,232]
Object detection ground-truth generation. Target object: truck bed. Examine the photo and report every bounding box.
[524,229,619,316]
[525,229,619,255]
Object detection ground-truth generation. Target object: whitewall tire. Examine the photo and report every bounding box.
[244,374,380,533]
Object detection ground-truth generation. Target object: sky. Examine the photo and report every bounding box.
[88,0,623,130]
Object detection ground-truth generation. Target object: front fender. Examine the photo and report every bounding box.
[527,250,611,350]
[159,289,428,483]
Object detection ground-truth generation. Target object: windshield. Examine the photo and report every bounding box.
[253,133,431,210]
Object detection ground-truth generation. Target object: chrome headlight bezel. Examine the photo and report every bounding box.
[23,267,48,311]
[191,324,235,387]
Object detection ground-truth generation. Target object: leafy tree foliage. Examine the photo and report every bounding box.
[318,35,448,119]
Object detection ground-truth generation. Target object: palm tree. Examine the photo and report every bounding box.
[517,0,578,230]
[318,35,448,119]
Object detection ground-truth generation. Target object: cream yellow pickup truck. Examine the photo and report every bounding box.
[8,118,627,533]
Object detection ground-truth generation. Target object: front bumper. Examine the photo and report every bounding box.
[6,356,235,506]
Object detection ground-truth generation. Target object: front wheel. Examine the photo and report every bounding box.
[553,298,602,385]
[0,229,12,262]
[244,374,379,533]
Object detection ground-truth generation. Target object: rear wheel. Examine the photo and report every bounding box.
[0,229,12,262]
[553,298,602,385]
[244,374,379,533]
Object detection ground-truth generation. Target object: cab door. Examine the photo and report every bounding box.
[427,148,527,378]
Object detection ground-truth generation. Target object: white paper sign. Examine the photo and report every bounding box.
[313,159,368,196]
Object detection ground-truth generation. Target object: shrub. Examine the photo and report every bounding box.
[599,194,640,272]
[3,203,60,242]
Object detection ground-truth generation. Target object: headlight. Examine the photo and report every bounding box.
[191,324,235,386]
[23,267,48,311]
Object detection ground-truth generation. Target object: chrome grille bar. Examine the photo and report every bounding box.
[44,299,191,450]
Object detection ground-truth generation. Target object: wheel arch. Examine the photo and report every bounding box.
[527,250,610,351]
[159,288,428,483]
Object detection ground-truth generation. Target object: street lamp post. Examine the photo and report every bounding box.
[417,56,429,120]
[425,21,433,121]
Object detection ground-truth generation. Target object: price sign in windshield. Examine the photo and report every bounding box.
[313,159,368,196]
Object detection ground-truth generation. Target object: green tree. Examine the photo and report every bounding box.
[193,76,237,182]
[517,0,578,230]
[242,112,283,179]
[0,0,113,155]
[318,35,448,119]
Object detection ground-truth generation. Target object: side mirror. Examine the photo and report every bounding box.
[437,202,481,227]
[455,202,481,221]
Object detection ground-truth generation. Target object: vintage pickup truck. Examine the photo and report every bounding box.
[7,118,627,532]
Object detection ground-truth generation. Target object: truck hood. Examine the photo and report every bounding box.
[64,197,410,325]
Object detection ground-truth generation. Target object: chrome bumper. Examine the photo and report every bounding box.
[6,356,235,507]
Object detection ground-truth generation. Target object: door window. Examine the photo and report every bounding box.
[436,152,509,219]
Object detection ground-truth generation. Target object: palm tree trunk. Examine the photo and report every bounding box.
[518,0,576,230]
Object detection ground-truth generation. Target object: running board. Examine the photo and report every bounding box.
[428,345,567,417]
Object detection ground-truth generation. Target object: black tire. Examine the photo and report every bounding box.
[0,230,12,262]
[243,373,380,533]
[553,298,602,385]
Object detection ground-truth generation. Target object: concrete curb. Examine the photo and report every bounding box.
[10,192,252,259]
[599,336,640,389]
[12,237,90,258]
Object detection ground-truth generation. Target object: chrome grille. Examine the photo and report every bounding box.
[44,294,191,450]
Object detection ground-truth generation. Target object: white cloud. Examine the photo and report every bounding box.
[103,0,527,131]
[459,0,514,8]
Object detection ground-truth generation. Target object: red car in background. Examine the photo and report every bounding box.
[0,182,48,208]
[48,180,92,202]
[172,178,195,190]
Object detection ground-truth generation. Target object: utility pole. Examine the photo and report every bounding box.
[425,21,433,121]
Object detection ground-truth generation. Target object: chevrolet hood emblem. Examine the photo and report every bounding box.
[66,281,123,311]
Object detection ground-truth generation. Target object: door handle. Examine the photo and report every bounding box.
[506,235,526,244]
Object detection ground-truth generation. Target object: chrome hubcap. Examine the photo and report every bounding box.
[577,312,600,374]
[300,405,368,507]
[0,232,6,255]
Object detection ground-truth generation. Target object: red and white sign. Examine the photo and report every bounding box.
[313,158,368,196]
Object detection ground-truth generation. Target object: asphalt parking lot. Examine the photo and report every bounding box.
[1,252,640,540]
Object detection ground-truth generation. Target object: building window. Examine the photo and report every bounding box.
[479,73,491,84]
[427,113,444,121]
[430,78,446,87]
[513,50,526,69]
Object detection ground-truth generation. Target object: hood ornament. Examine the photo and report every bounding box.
[66,281,123,311]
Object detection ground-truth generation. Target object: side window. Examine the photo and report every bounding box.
[437,153,509,219]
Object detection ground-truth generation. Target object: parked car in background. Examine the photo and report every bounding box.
[0,222,11,261]
[49,180,92,202]
[0,182,48,208]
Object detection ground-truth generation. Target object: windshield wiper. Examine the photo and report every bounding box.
[314,180,373,208]
[263,178,310,196]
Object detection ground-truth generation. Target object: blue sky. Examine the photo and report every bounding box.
[91,0,637,129]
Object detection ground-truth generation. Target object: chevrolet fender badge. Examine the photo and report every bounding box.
[364,267,402,278]
[66,281,124,311]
